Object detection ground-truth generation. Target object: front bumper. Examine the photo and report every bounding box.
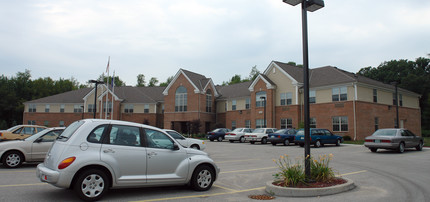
[267,138,283,143]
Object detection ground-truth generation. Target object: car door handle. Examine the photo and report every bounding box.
[103,149,115,153]
[148,152,157,157]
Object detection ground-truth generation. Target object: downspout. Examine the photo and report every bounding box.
[353,83,357,140]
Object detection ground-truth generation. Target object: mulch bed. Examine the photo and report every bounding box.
[272,178,347,188]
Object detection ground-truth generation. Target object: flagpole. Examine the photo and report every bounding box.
[105,57,110,119]
[111,70,115,120]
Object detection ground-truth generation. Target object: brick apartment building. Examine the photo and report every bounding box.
[23,61,421,140]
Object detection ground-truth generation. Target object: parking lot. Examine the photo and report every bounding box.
[0,141,429,202]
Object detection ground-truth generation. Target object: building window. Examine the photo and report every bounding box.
[373,89,378,103]
[175,86,187,112]
[245,120,251,128]
[161,104,164,113]
[374,117,379,131]
[256,91,266,107]
[332,116,348,132]
[281,93,292,105]
[74,105,83,113]
[232,121,236,130]
[399,94,403,106]
[87,104,95,113]
[392,93,397,105]
[125,104,134,113]
[144,104,149,113]
[60,104,65,113]
[256,119,266,128]
[59,121,65,127]
[206,89,212,112]
[309,90,316,104]
[310,118,316,128]
[28,104,37,112]
[103,102,112,113]
[245,98,250,109]
[44,121,49,127]
[332,87,347,101]
[232,100,237,110]
[45,104,50,112]
[280,118,293,129]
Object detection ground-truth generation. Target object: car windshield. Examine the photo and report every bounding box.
[373,129,397,136]
[57,121,85,141]
[253,128,264,133]
[274,129,286,134]
[232,128,243,132]
[166,131,184,139]
[6,125,21,132]
[296,130,304,136]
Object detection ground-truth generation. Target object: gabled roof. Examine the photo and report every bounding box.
[248,74,276,92]
[216,81,252,99]
[162,69,219,96]
[25,88,92,104]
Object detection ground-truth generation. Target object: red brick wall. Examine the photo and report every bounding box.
[224,109,252,129]
[274,105,301,129]
[250,79,275,128]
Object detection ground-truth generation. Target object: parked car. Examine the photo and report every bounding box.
[36,119,219,201]
[207,128,231,142]
[225,128,254,143]
[364,128,424,153]
[163,129,206,150]
[295,128,343,148]
[244,128,277,144]
[0,127,65,168]
[268,129,297,146]
[0,125,47,141]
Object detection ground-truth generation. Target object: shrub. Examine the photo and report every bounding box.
[310,154,335,182]
[422,130,430,137]
[343,135,352,141]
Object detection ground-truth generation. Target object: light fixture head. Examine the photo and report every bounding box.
[282,0,302,6]
[306,0,324,12]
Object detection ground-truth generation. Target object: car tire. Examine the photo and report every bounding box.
[209,139,214,142]
[190,144,200,150]
[283,139,290,146]
[239,137,245,143]
[370,148,377,153]
[261,138,267,144]
[299,143,304,147]
[314,140,321,148]
[74,169,110,202]
[336,139,341,146]
[398,142,405,153]
[190,165,215,191]
[271,143,276,146]
[2,151,24,168]
[229,140,234,143]
[217,137,223,142]
[416,141,423,151]
[250,141,255,144]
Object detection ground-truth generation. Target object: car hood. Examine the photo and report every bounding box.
[0,140,27,148]
[185,147,207,156]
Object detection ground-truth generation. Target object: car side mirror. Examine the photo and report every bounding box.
[35,137,43,143]
[172,143,180,150]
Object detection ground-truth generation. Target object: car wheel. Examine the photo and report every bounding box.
[283,139,290,146]
[397,142,405,153]
[271,143,276,146]
[217,137,223,142]
[261,138,267,144]
[3,151,24,168]
[74,169,109,202]
[299,143,304,147]
[314,140,321,148]
[370,148,377,153]
[229,140,234,143]
[190,144,200,150]
[191,165,215,191]
[416,141,423,151]
[209,139,214,142]
[336,139,341,146]
[250,141,255,144]
[239,137,245,143]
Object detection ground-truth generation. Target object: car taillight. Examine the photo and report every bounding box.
[365,139,373,142]
[277,135,281,138]
[0,132,2,137]
[58,157,76,169]
[230,134,236,136]
[381,140,391,143]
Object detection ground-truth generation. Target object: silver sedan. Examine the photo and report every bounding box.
[364,128,424,153]
[0,127,65,168]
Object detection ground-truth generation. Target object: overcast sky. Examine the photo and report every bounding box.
[1,0,429,86]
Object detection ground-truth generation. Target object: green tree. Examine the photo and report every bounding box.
[148,77,159,87]
[136,74,145,87]
[159,76,174,87]
[248,65,260,81]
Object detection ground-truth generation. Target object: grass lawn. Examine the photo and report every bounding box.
[344,138,430,147]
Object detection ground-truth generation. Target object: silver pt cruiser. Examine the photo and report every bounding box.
[36,119,219,201]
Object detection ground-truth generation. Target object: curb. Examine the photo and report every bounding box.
[265,177,355,197]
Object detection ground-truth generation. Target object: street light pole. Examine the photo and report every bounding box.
[391,82,399,128]
[89,80,104,119]
[260,96,267,128]
[282,0,324,181]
